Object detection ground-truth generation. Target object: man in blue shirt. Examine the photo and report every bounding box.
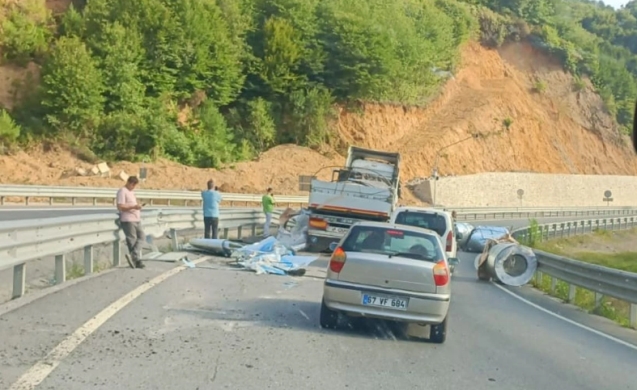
[201,180,222,239]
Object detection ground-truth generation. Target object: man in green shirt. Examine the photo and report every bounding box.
[262,187,275,236]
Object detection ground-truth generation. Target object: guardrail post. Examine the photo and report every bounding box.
[170,228,179,250]
[84,245,94,275]
[112,239,121,267]
[223,228,229,239]
[25,196,30,205]
[237,226,243,239]
[55,254,66,285]
[630,305,637,329]
[92,198,97,206]
[12,263,26,299]
[0,195,4,205]
[72,197,77,205]
[49,197,53,205]
[567,284,576,303]
[594,292,603,309]
[251,224,256,237]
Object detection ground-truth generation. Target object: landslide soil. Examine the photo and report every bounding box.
[1,40,637,201]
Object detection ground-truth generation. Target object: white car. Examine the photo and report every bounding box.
[389,207,459,273]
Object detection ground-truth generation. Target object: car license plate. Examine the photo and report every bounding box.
[361,293,408,310]
[326,226,349,234]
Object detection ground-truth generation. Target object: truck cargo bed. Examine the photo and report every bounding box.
[308,179,393,217]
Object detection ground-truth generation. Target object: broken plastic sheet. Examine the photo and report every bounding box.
[231,236,318,276]
[475,242,538,286]
[275,208,310,251]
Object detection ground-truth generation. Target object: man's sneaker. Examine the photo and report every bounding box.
[135,260,146,269]
[125,254,135,269]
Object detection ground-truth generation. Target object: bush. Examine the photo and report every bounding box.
[0,0,52,64]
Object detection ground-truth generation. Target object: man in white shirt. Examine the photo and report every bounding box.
[117,176,145,269]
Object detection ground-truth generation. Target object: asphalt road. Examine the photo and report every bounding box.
[1,217,636,389]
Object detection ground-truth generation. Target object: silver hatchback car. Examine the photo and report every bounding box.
[320,221,451,343]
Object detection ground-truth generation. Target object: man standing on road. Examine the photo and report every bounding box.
[202,179,222,239]
[117,176,145,269]
[261,187,275,236]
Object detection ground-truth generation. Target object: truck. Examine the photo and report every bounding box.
[305,146,402,252]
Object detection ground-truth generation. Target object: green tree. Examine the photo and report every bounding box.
[40,36,104,137]
[0,0,52,64]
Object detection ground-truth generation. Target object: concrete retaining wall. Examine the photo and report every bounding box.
[410,172,637,207]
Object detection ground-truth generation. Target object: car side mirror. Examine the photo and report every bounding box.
[329,242,339,252]
[456,233,463,240]
[448,257,459,266]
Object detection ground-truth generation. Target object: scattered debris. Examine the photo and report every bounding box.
[184,208,316,276]
[188,239,244,257]
[475,233,538,286]
[275,207,310,251]
[230,236,318,276]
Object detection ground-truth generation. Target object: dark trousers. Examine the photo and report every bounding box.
[204,217,219,239]
[120,221,145,261]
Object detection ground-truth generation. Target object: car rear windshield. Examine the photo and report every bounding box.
[393,211,447,237]
[341,225,444,262]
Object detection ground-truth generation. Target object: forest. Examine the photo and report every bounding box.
[0,0,635,167]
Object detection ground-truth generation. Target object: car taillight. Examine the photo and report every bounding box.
[433,261,449,286]
[445,231,453,252]
[329,247,347,273]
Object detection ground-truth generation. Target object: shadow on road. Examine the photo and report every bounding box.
[168,298,418,342]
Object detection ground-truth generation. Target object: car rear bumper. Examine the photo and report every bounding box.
[323,279,450,324]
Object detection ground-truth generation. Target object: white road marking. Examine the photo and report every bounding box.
[298,309,310,320]
[491,282,637,352]
[7,257,212,390]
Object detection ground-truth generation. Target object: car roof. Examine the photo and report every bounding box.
[474,225,509,231]
[351,220,440,236]
[393,207,451,218]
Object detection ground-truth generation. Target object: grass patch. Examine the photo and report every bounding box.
[66,260,112,281]
[529,226,636,328]
[573,252,637,273]
[531,273,632,327]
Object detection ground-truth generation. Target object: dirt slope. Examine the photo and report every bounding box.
[1,40,636,199]
[336,41,637,179]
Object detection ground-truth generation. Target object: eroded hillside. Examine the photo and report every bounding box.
[1,41,636,198]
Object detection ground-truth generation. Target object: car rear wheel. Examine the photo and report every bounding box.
[429,316,447,343]
[319,299,338,329]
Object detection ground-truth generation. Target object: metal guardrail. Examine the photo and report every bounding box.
[2,184,637,216]
[0,184,307,206]
[454,207,637,221]
[0,208,283,301]
[512,216,637,328]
